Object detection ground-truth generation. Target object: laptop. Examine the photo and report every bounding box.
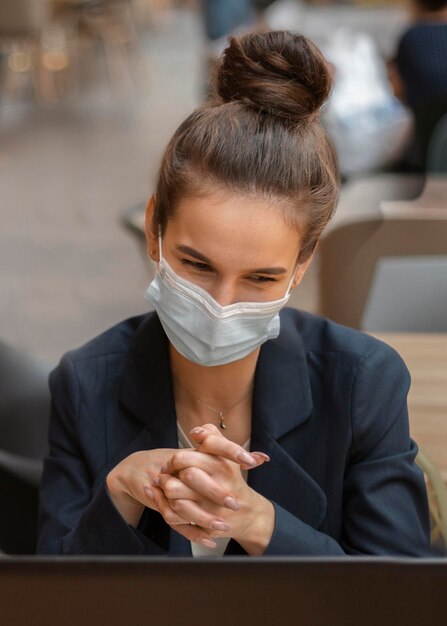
[1,556,446,626]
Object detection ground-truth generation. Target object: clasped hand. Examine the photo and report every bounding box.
[106,424,274,554]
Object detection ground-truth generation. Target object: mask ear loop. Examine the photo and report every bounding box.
[158,228,163,262]
[285,266,298,297]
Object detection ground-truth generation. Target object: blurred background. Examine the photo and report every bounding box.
[1,0,203,363]
[1,0,446,363]
[0,0,446,554]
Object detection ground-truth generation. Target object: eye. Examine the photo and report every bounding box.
[181,259,213,272]
[246,275,277,283]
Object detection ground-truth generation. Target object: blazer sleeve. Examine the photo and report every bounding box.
[37,355,165,555]
[264,344,431,556]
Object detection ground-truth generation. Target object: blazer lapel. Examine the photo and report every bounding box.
[249,423,327,529]
[249,313,327,530]
[119,313,178,441]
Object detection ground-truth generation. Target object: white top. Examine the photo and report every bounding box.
[177,422,250,557]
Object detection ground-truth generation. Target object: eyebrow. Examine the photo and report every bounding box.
[176,244,287,275]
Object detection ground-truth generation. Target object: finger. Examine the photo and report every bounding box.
[171,524,218,549]
[162,449,227,476]
[168,498,232,533]
[157,471,240,513]
[251,452,271,464]
[148,485,231,533]
[145,486,189,526]
[155,474,198,501]
[189,423,270,466]
[189,423,223,440]
[190,429,266,469]
[141,485,159,511]
[177,466,240,510]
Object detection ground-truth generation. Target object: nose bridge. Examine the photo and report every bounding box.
[210,276,238,306]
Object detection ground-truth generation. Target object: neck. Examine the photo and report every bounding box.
[169,344,258,429]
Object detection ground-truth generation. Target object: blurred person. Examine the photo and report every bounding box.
[390,0,447,169]
[199,0,277,95]
[37,31,430,557]
[200,0,277,52]
[201,0,254,44]
[199,0,255,94]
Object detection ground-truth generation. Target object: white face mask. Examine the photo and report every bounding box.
[144,234,295,366]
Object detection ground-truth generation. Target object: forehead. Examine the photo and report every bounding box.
[165,190,303,267]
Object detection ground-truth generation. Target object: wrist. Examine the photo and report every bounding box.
[235,490,275,556]
[106,473,145,528]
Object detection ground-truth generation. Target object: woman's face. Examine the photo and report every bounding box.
[146,189,312,305]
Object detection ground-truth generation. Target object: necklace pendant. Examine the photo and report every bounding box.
[219,412,226,430]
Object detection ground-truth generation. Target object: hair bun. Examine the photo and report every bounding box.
[213,31,331,123]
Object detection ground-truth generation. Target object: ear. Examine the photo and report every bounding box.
[145,194,159,262]
[290,251,316,290]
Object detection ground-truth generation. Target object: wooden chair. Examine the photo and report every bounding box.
[417,449,447,554]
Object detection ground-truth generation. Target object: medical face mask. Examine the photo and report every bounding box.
[144,235,294,366]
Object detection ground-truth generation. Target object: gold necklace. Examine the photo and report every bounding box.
[195,386,253,430]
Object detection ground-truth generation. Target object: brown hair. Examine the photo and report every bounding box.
[153,30,339,263]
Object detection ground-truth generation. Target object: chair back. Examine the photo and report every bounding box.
[428,113,447,174]
[319,179,447,330]
[0,342,51,554]
[414,97,447,171]
[417,450,447,555]
[362,256,447,332]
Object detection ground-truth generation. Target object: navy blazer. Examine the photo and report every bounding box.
[37,308,430,556]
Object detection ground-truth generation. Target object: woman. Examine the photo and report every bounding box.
[37,31,430,557]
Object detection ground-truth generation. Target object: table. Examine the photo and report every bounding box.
[372,333,447,481]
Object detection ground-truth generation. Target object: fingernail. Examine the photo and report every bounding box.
[144,486,154,499]
[199,538,217,549]
[211,520,231,532]
[237,451,257,466]
[190,427,205,435]
[252,452,270,462]
[151,476,160,486]
[224,496,240,511]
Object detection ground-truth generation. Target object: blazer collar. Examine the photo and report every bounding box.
[120,313,177,444]
[249,315,325,529]
[252,309,313,439]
